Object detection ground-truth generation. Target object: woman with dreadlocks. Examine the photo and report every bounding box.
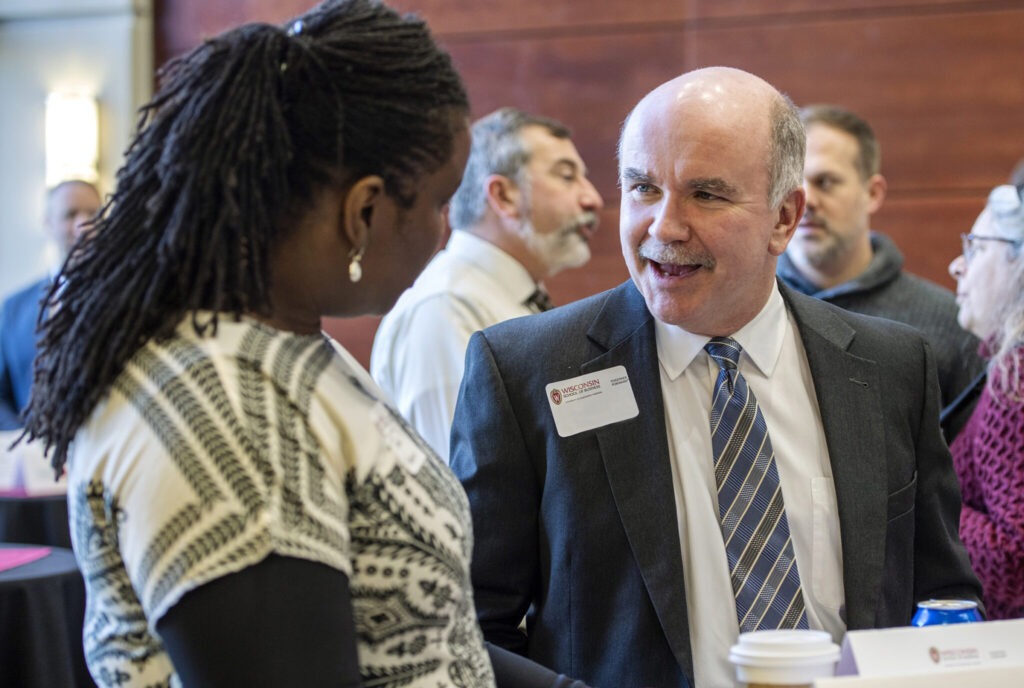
[20,2,594,686]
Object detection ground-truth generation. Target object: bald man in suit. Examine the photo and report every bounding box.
[450,68,980,688]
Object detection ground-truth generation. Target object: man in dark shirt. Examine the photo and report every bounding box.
[0,179,100,429]
[778,105,984,440]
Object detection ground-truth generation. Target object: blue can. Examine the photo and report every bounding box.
[911,599,982,626]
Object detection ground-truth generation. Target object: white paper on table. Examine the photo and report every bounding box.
[19,436,66,495]
[816,665,1024,687]
[0,430,20,490]
[834,618,1024,678]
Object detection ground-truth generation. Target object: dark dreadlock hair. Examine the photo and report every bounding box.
[22,0,469,473]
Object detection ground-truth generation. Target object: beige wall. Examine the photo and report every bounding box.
[0,0,152,296]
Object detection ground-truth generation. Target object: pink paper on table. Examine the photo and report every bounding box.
[0,546,51,572]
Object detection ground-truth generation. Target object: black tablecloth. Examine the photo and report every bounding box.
[0,493,72,548]
[0,545,94,687]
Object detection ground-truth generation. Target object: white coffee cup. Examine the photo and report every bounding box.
[729,629,841,687]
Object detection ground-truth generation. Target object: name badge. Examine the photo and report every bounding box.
[545,366,639,437]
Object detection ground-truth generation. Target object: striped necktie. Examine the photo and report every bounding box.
[525,288,555,313]
[705,336,808,631]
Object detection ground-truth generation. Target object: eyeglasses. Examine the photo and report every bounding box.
[960,232,1022,262]
[959,185,1024,263]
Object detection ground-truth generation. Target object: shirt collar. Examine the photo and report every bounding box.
[655,281,788,380]
[446,230,541,304]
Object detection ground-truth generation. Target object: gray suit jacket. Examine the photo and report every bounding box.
[450,279,980,688]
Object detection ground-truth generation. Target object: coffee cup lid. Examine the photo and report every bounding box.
[729,630,840,684]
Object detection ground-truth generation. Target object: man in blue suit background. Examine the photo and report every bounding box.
[450,68,980,687]
[0,179,100,429]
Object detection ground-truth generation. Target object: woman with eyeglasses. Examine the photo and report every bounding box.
[947,183,1024,620]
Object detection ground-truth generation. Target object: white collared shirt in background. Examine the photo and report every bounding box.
[371,231,540,462]
[655,282,846,688]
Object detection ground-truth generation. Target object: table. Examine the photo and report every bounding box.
[0,492,72,548]
[0,545,95,687]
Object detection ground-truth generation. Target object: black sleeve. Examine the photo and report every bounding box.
[156,554,362,687]
[487,643,594,688]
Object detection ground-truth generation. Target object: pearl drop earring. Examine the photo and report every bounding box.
[348,247,364,283]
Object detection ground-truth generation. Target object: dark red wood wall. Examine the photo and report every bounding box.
[154,0,1024,367]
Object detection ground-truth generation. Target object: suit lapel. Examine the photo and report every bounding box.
[573,281,887,677]
[782,285,887,630]
[581,282,695,684]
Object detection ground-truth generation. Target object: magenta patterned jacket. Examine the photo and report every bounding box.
[950,345,1024,620]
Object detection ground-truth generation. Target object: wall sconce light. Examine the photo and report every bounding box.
[45,92,99,186]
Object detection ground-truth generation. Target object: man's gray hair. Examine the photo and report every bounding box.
[991,183,1024,241]
[768,94,806,210]
[448,107,571,230]
[986,183,1024,400]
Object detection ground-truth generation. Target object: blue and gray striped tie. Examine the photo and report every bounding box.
[705,336,808,632]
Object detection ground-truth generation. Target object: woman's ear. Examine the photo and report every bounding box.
[342,175,387,252]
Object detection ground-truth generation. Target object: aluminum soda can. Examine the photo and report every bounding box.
[911,599,982,626]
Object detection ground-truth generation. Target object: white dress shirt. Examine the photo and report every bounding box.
[654,283,846,688]
[371,231,539,462]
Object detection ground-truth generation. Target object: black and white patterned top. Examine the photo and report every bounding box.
[67,315,495,687]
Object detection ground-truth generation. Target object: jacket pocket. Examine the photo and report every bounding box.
[887,470,917,522]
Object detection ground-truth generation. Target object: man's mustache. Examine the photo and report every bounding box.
[638,241,715,268]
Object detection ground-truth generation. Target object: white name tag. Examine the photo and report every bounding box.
[370,402,426,474]
[545,366,639,437]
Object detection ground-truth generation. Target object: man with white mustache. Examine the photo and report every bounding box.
[777,104,983,440]
[372,107,603,462]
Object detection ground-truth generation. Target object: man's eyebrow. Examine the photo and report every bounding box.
[552,158,583,175]
[620,167,655,185]
[691,177,739,196]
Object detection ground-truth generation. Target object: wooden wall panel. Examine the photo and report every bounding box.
[878,197,985,290]
[684,6,1024,297]
[153,0,1024,367]
[322,314,382,364]
[692,0,1007,20]
[441,31,683,196]
[686,8,1024,192]
[156,0,316,61]
[387,0,1004,33]
[388,0,689,34]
